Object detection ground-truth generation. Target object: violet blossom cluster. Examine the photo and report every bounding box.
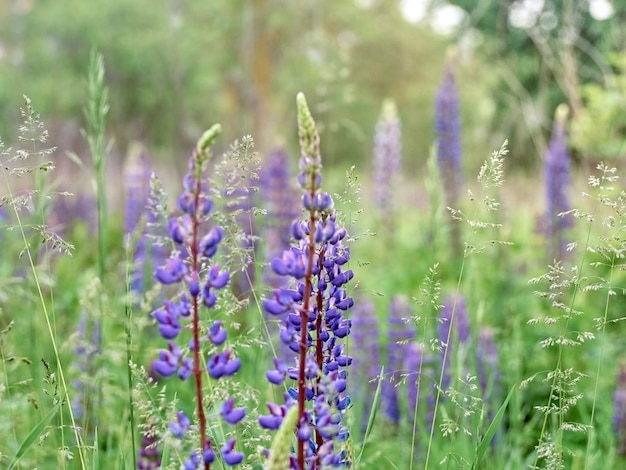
[149,125,245,469]
[260,93,353,469]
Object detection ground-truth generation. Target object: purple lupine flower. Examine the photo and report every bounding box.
[137,424,161,470]
[544,104,574,261]
[144,126,246,467]
[382,295,414,425]
[435,57,463,254]
[614,364,626,456]
[372,99,402,214]
[438,294,470,392]
[260,94,354,468]
[221,439,244,466]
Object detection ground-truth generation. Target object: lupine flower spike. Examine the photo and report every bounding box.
[382,295,414,425]
[260,93,354,468]
[435,50,463,256]
[149,125,245,469]
[373,99,402,229]
[544,104,573,262]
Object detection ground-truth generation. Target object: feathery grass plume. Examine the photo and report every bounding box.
[382,295,414,425]
[224,163,259,301]
[260,93,354,468]
[0,96,87,467]
[149,125,246,469]
[124,143,167,297]
[349,295,381,432]
[614,364,626,457]
[435,50,463,255]
[372,99,401,227]
[544,104,573,262]
[209,135,261,313]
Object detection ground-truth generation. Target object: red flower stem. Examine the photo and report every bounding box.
[314,247,325,452]
[297,176,317,469]
[191,160,210,470]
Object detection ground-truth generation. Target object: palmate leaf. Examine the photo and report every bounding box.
[8,399,62,470]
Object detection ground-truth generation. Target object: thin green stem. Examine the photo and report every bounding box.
[0,167,86,470]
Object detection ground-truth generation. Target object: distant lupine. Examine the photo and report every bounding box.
[259,148,300,361]
[124,143,167,296]
[372,99,402,221]
[260,148,300,290]
[260,93,354,468]
[349,296,381,429]
[149,126,245,468]
[383,295,414,425]
[71,310,101,431]
[438,294,470,392]
[405,341,435,428]
[614,364,626,456]
[476,327,499,399]
[435,56,463,254]
[544,104,573,261]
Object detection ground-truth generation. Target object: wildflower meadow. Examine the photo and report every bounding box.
[1,2,626,470]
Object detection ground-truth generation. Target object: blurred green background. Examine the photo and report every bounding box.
[0,0,625,185]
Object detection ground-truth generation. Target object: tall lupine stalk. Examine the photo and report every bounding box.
[435,55,463,256]
[382,295,414,425]
[372,99,401,229]
[261,93,354,468]
[151,125,245,469]
[544,104,573,262]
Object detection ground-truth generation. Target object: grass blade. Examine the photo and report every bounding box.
[355,365,384,466]
[472,385,515,469]
[8,400,62,470]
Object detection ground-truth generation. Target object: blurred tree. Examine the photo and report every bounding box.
[448,0,626,167]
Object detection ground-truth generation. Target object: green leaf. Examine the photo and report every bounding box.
[472,385,515,469]
[8,400,62,470]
